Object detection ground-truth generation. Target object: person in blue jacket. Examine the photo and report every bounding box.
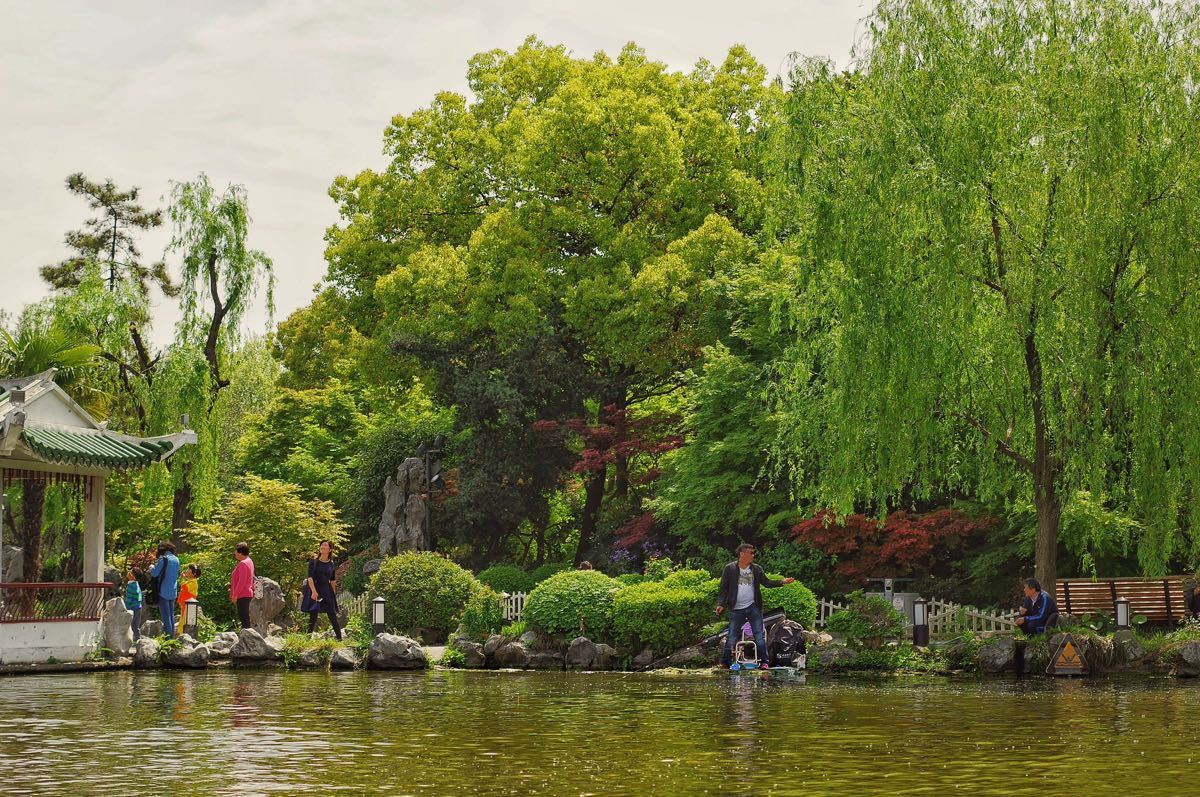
[149,541,181,637]
[1015,577,1057,635]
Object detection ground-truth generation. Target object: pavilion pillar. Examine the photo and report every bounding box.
[83,475,105,583]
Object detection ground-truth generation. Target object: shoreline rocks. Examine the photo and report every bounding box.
[367,634,427,669]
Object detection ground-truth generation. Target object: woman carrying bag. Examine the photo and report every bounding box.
[301,540,342,641]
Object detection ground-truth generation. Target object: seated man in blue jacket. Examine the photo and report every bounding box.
[1015,577,1058,635]
[716,544,794,667]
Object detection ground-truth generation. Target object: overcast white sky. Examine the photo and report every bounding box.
[1,0,873,346]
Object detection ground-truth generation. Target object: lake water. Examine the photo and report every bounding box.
[0,669,1195,795]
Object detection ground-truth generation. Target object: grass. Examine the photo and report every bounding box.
[280,634,347,668]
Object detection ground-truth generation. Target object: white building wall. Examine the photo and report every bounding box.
[0,621,98,664]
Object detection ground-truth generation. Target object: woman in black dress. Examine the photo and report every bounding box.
[302,540,342,640]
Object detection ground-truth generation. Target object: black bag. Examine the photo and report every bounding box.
[769,620,808,667]
[144,567,164,605]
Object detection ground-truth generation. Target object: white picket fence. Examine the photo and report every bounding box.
[501,592,528,622]
[343,592,369,617]
[814,596,1018,638]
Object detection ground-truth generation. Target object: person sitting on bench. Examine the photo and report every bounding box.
[1015,577,1057,635]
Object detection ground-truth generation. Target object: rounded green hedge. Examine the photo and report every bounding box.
[476,563,535,594]
[458,585,505,640]
[367,552,483,641]
[523,570,618,638]
[612,580,714,655]
[761,575,817,627]
[528,562,571,585]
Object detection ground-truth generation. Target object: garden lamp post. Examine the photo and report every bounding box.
[372,596,386,636]
[1115,597,1131,630]
[912,597,929,647]
[183,598,200,638]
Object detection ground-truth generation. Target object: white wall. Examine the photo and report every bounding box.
[0,621,98,665]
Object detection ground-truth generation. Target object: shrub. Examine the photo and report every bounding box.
[643,556,674,581]
[500,620,527,638]
[345,614,373,658]
[615,573,647,586]
[458,587,504,641]
[524,570,619,638]
[761,576,817,627]
[662,569,718,595]
[367,552,484,641]
[438,646,467,668]
[477,564,535,594]
[613,580,713,655]
[825,590,906,643]
[529,562,571,585]
[280,634,341,669]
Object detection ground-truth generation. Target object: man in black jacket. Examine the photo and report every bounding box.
[716,544,794,667]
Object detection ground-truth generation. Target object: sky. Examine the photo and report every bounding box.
[1,0,874,346]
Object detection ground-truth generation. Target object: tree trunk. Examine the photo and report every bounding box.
[612,390,629,499]
[1024,317,1060,593]
[18,481,46,582]
[171,484,193,551]
[575,467,607,566]
[1033,485,1060,591]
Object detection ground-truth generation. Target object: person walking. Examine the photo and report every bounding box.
[149,542,181,637]
[125,567,144,642]
[301,540,342,640]
[230,542,255,630]
[715,543,794,668]
[176,563,201,636]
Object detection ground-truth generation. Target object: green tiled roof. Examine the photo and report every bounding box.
[21,427,174,469]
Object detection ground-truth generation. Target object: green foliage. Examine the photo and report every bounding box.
[612,579,714,655]
[761,576,817,628]
[643,557,675,581]
[195,611,217,643]
[186,475,348,598]
[528,562,571,585]
[280,634,342,669]
[367,551,484,640]
[754,543,834,598]
[500,620,527,638]
[524,570,619,639]
[941,631,983,671]
[615,573,648,586]
[458,587,505,641]
[825,591,906,644]
[345,614,373,659]
[438,645,467,668]
[476,564,535,594]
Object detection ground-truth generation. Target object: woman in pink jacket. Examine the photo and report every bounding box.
[229,541,256,629]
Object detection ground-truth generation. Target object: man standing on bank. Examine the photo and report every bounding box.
[230,542,256,629]
[716,544,794,668]
[149,542,181,638]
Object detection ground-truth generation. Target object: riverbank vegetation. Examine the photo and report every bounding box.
[5,0,1200,629]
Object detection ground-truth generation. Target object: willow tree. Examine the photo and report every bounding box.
[772,0,1200,587]
[161,174,274,533]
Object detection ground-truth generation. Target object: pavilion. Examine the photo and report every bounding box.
[0,368,195,663]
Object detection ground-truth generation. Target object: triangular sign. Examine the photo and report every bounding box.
[1047,633,1088,676]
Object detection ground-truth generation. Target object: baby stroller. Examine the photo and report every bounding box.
[729,621,760,671]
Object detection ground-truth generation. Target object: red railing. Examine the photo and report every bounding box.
[0,582,109,623]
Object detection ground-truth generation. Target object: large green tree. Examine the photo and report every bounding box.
[770,0,1200,586]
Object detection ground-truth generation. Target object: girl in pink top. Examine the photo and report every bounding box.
[230,541,255,629]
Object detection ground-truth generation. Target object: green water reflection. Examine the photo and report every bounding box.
[0,670,1195,795]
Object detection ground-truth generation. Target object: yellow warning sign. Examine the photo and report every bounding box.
[1047,633,1088,676]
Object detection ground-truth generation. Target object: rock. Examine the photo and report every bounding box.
[99,598,134,657]
[367,634,427,669]
[1174,641,1200,677]
[519,630,539,647]
[593,644,618,670]
[977,638,1017,673]
[815,645,857,669]
[1113,630,1147,666]
[209,631,239,656]
[115,657,133,667]
[632,647,655,669]
[166,642,210,669]
[668,646,711,668]
[103,565,123,593]
[248,578,286,635]
[801,630,834,646]
[528,651,563,670]
[377,458,430,555]
[362,559,383,576]
[493,640,531,669]
[458,641,486,668]
[483,635,505,659]
[133,637,161,668]
[330,647,361,670]
[297,649,323,668]
[140,619,164,638]
[2,546,22,581]
[566,637,598,669]
[230,628,279,660]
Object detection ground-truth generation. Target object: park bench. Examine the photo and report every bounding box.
[1055,576,1196,626]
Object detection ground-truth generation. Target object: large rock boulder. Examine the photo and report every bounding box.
[593,643,618,671]
[2,545,22,581]
[367,634,427,669]
[139,619,164,638]
[632,647,654,669]
[668,646,711,668]
[801,630,834,646]
[230,628,281,660]
[566,637,598,670]
[483,634,505,660]
[330,647,361,670]
[815,645,857,670]
[1113,630,1147,667]
[977,637,1017,673]
[378,457,429,555]
[493,640,531,669]
[248,578,286,634]
[165,641,211,669]
[99,597,134,656]
[527,651,563,670]
[1173,641,1200,677]
[209,631,240,657]
[133,637,161,668]
[458,641,486,669]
